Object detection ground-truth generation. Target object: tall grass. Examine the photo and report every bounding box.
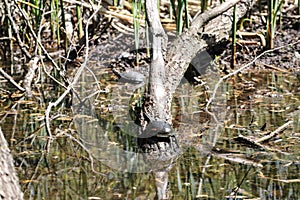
[201,0,208,13]
[76,5,84,40]
[132,0,143,65]
[50,0,60,44]
[176,0,189,35]
[266,0,283,49]
[32,0,42,32]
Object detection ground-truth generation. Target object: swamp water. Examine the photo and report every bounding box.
[0,67,299,199]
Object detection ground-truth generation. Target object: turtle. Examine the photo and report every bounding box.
[112,68,145,84]
[138,120,172,138]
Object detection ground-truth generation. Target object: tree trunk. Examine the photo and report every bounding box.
[145,0,169,122]
[0,127,23,200]
[144,0,256,125]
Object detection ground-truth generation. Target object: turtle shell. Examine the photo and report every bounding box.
[139,120,172,138]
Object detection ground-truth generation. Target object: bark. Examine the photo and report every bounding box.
[144,0,256,124]
[164,0,255,93]
[0,127,24,200]
[153,171,169,199]
[145,0,169,121]
[23,57,39,97]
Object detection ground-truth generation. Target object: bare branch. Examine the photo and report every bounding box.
[45,4,101,141]
[165,0,255,94]
[3,0,31,59]
[255,120,293,143]
[0,68,25,92]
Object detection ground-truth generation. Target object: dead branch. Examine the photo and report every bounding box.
[255,120,293,143]
[141,0,254,125]
[190,0,240,34]
[234,134,267,150]
[234,134,291,154]
[0,68,25,92]
[165,0,254,94]
[143,0,251,124]
[45,5,101,141]
[3,0,31,59]
[212,150,263,168]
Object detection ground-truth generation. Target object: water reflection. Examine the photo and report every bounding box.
[71,48,226,174]
[0,65,300,199]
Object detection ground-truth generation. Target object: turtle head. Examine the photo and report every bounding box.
[139,120,173,138]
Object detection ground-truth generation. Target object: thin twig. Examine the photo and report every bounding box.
[40,57,67,89]
[25,149,46,194]
[197,154,211,198]
[14,0,63,72]
[229,166,253,198]
[63,130,106,176]
[45,4,101,143]
[0,101,20,123]
[3,0,31,59]
[255,120,293,143]
[206,41,300,111]
[0,68,25,92]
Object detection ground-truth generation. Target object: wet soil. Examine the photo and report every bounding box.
[83,6,300,83]
[218,11,299,73]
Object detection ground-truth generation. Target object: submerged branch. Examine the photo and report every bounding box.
[0,68,25,92]
[206,41,300,111]
[255,120,293,143]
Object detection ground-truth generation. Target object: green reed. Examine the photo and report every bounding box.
[184,0,189,29]
[146,22,150,57]
[76,5,84,39]
[132,0,143,64]
[6,17,14,73]
[266,0,283,49]
[201,0,208,13]
[59,0,68,52]
[32,0,42,31]
[176,0,189,35]
[50,0,60,43]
